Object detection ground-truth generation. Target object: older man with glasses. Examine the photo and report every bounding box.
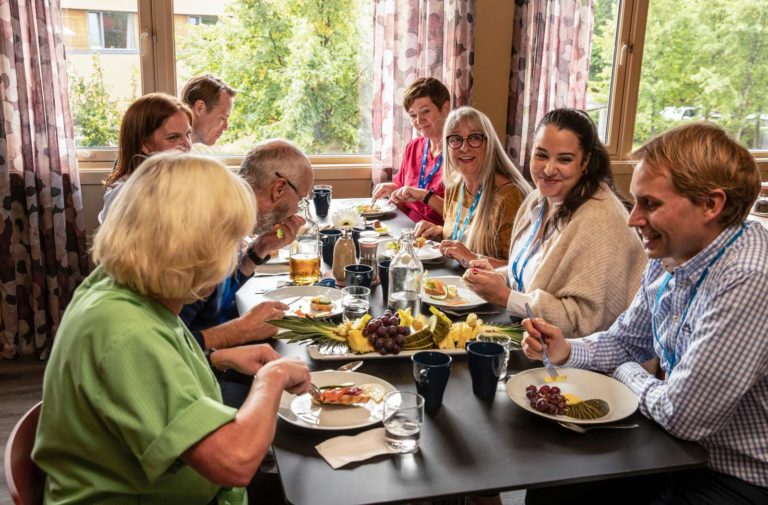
[180,139,314,407]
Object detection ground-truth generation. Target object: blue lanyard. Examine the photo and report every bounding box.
[651,225,744,372]
[510,203,547,291]
[450,183,483,242]
[418,140,443,189]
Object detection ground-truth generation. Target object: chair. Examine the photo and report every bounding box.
[4,401,44,505]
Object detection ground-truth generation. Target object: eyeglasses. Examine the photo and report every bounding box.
[446,133,487,149]
[275,171,301,196]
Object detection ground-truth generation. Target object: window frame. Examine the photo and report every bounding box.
[606,0,767,166]
[74,0,372,171]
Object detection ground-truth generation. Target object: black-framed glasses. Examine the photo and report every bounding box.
[446,133,487,149]
[275,171,301,196]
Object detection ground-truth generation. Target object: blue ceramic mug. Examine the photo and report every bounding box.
[412,351,452,414]
[344,263,374,288]
[319,229,342,266]
[466,341,505,399]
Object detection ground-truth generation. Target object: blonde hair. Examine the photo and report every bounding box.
[93,152,256,300]
[632,122,760,228]
[442,107,532,257]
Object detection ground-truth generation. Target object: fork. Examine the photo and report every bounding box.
[309,383,321,399]
[525,303,559,379]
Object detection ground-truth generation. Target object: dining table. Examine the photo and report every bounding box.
[236,198,708,505]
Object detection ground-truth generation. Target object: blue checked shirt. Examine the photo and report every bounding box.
[565,222,768,487]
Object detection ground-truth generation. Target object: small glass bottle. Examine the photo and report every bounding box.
[289,199,321,285]
[332,228,357,282]
[387,229,423,316]
[358,234,380,284]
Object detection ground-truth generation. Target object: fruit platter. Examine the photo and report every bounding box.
[269,306,522,360]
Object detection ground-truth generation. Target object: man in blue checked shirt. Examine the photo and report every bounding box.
[522,123,768,505]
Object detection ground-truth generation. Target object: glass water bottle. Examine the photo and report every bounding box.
[289,199,321,285]
[387,230,423,316]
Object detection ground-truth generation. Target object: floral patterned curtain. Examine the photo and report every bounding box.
[0,0,89,360]
[371,0,476,183]
[506,0,594,177]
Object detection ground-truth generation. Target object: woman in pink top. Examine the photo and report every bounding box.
[372,78,450,225]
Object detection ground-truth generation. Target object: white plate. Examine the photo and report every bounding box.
[383,240,442,261]
[356,201,397,218]
[506,368,639,425]
[422,276,486,310]
[307,344,468,360]
[263,286,343,317]
[278,371,397,430]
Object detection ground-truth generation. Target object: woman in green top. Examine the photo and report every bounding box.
[32,152,311,504]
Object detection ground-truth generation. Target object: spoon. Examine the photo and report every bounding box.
[337,360,363,372]
[558,421,639,434]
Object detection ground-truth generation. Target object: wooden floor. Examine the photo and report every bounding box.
[1,356,46,505]
[0,357,524,505]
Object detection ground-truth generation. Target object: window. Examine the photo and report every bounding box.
[62,0,373,159]
[587,0,768,158]
[86,11,137,50]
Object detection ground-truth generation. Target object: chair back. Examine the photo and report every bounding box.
[3,401,44,505]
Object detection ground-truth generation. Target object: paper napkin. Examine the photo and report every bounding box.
[315,427,398,469]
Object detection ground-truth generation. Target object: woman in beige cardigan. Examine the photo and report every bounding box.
[464,109,647,337]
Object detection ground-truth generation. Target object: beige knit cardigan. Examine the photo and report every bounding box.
[509,184,648,338]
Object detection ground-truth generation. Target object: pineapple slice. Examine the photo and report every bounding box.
[347,329,375,354]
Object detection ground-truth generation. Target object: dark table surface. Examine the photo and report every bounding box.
[245,199,708,505]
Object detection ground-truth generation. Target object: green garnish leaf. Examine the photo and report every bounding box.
[565,399,610,420]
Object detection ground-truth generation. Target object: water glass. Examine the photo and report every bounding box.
[383,391,424,454]
[478,335,512,381]
[312,185,332,218]
[341,285,370,322]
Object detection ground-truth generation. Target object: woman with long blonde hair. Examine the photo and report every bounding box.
[415,106,531,262]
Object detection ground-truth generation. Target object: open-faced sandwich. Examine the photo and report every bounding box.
[310,295,334,313]
[311,383,386,405]
[424,278,448,299]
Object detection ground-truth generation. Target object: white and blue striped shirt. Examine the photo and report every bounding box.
[566,222,768,487]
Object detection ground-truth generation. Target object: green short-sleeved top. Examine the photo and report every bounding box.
[32,266,245,504]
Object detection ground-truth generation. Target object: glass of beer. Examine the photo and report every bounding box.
[289,238,321,286]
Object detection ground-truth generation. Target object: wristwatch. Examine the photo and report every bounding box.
[246,244,271,265]
[423,189,434,205]
[204,348,219,371]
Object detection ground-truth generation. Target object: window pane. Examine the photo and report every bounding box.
[174,0,373,155]
[62,1,141,148]
[586,0,621,143]
[635,0,768,150]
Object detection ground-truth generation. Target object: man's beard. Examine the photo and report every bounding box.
[254,201,292,234]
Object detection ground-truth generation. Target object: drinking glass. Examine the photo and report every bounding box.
[289,239,320,286]
[478,335,512,381]
[383,391,424,454]
[341,285,370,322]
[312,185,333,218]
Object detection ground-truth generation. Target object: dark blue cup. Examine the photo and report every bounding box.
[319,229,342,266]
[466,341,505,399]
[344,263,374,288]
[412,351,452,414]
[378,258,391,301]
[312,185,332,218]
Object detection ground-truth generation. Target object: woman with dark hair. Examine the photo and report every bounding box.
[371,77,451,224]
[98,93,193,222]
[464,108,647,337]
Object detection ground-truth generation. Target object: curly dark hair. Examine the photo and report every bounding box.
[534,108,628,233]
